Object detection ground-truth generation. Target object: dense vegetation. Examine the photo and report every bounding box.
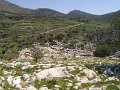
[1,11,120,60]
[0,13,79,60]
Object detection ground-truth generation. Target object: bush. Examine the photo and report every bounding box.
[94,45,111,57]
[46,79,57,89]
[33,49,43,62]
[106,84,119,90]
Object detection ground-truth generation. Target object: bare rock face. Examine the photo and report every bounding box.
[36,67,70,80]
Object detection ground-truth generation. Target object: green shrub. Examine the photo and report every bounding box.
[46,79,57,89]
[94,45,111,57]
[34,79,41,89]
[106,84,119,90]
[33,49,43,62]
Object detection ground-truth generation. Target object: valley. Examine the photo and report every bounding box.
[0,0,120,90]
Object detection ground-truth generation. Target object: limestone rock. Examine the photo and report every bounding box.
[7,76,13,85]
[83,69,96,79]
[13,76,21,85]
[36,67,70,80]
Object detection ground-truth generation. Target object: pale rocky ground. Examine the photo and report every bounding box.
[0,45,120,90]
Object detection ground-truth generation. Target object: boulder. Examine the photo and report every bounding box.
[22,66,30,70]
[23,74,30,80]
[80,76,89,83]
[13,76,21,85]
[83,69,96,79]
[36,67,70,80]
[7,76,13,85]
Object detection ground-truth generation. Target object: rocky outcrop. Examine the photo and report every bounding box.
[18,48,34,60]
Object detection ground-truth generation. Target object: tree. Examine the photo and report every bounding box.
[111,17,120,51]
[111,17,120,39]
[33,49,43,62]
[111,17,120,30]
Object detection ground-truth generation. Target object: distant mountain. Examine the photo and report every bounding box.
[1,0,120,22]
[0,0,66,18]
[95,10,120,22]
[67,10,97,19]
[32,8,66,18]
[67,10,120,22]
[0,0,31,14]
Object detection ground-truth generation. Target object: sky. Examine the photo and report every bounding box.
[7,0,120,15]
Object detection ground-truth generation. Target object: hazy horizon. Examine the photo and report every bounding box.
[7,0,120,15]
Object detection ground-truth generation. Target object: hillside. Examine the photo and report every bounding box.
[96,10,120,22]
[67,10,120,22]
[0,0,31,14]
[32,8,66,18]
[0,0,66,18]
[67,10,97,19]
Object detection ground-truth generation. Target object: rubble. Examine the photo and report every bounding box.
[0,43,119,90]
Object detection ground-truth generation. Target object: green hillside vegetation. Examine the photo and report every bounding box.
[0,13,114,59]
[1,10,120,60]
[0,14,80,60]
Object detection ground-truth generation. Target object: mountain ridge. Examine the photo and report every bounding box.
[1,0,120,22]
[0,0,32,14]
[31,8,66,18]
